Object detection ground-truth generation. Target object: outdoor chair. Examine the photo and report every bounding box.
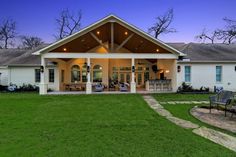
[119,83,128,92]
[94,83,104,92]
[226,100,236,117]
[209,90,234,116]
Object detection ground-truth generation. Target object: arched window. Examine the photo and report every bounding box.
[93,65,102,82]
[71,65,80,82]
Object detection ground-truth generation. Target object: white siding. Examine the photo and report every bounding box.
[0,67,9,85]
[177,63,236,92]
[8,66,59,91]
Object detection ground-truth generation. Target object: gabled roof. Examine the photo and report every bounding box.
[169,43,236,62]
[33,14,185,56]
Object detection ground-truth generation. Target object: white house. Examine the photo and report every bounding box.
[0,15,236,94]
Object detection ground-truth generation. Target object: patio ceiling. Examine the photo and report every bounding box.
[50,22,170,54]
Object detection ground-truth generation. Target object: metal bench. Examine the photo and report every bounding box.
[209,90,234,116]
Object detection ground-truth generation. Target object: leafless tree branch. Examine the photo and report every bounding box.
[20,35,44,49]
[0,18,17,49]
[148,8,176,39]
[54,9,82,40]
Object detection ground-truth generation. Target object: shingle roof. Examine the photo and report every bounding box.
[169,43,236,62]
[0,44,50,66]
[0,49,27,66]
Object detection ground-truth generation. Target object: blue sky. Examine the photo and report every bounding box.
[0,0,235,43]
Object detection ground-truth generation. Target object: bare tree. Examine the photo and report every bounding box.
[54,9,82,40]
[0,18,17,49]
[195,28,218,44]
[20,35,44,49]
[148,8,176,39]
[215,18,236,44]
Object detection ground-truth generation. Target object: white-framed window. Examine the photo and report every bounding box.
[93,65,102,82]
[49,69,55,83]
[216,66,222,83]
[71,65,80,82]
[184,66,191,82]
[35,69,40,83]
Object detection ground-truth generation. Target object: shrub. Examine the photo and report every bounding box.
[177,82,209,93]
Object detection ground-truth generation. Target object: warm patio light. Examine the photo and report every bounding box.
[156,49,159,52]
[165,70,170,73]
[63,48,67,52]
[96,31,100,35]
[125,31,128,35]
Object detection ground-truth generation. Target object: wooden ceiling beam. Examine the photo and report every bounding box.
[115,33,134,52]
[89,32,109,52]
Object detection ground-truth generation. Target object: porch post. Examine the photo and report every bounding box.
[131,58,136,93]
[86,58,92,94]
[39,56,47,95]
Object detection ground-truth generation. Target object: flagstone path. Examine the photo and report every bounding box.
[143,95,236,152]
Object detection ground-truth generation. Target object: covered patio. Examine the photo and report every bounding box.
[34,15,184,95]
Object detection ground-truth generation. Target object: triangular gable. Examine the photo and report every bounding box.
[33,14,185,56]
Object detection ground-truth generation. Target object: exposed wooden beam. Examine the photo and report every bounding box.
[89,32,109,52]
[115,34,134,52]
[111,22,114,52]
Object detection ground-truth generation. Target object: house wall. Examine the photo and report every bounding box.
[177,63,236,92]
[7,66,59,91]
[0,67,9,86]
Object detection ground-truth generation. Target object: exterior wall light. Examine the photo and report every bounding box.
[177,65,181,72]
[132,66,135,72]
[40,66,44,73]
[63,48,67,52]
[165,70,170,73]
[96,31,100,35]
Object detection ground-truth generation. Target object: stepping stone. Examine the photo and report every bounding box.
[166,116,199,129]
[193,127,236,152]
[192,101,202,104]
[155,108,173,117]
[167,102,176,104]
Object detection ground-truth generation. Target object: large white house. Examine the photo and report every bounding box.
[0,15,236,94]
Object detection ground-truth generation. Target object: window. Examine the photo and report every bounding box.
[49,69,55,83]
[216,66,222,83]
[144,72,149,82]
[61,70,64,83]
[35,69,40,83]
[82,65,87,82]
[184,66,191,82]
[71,65,80,82]
[93,65,102,82]
[120,73,125,83]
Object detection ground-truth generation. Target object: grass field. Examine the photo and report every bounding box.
[0,93,234,156]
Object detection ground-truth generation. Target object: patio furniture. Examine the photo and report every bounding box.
[65,83,86,91]
[119,83,128,92]
[209,90,234,116]
[94,83,104,92]
[226,99,236,117]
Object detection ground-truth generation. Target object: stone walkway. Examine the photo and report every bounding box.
[143,95,236,152]
[191,107,236,133]
[159,101,209,105]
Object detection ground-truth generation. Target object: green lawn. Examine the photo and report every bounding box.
[153,93,214,102]
[0,93,234,156]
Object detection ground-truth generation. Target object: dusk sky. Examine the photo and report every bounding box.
[0,0,235,44]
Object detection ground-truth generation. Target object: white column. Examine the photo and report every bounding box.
[86,58,92,94]
[39,56,47,95]
[131,58,136,93]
